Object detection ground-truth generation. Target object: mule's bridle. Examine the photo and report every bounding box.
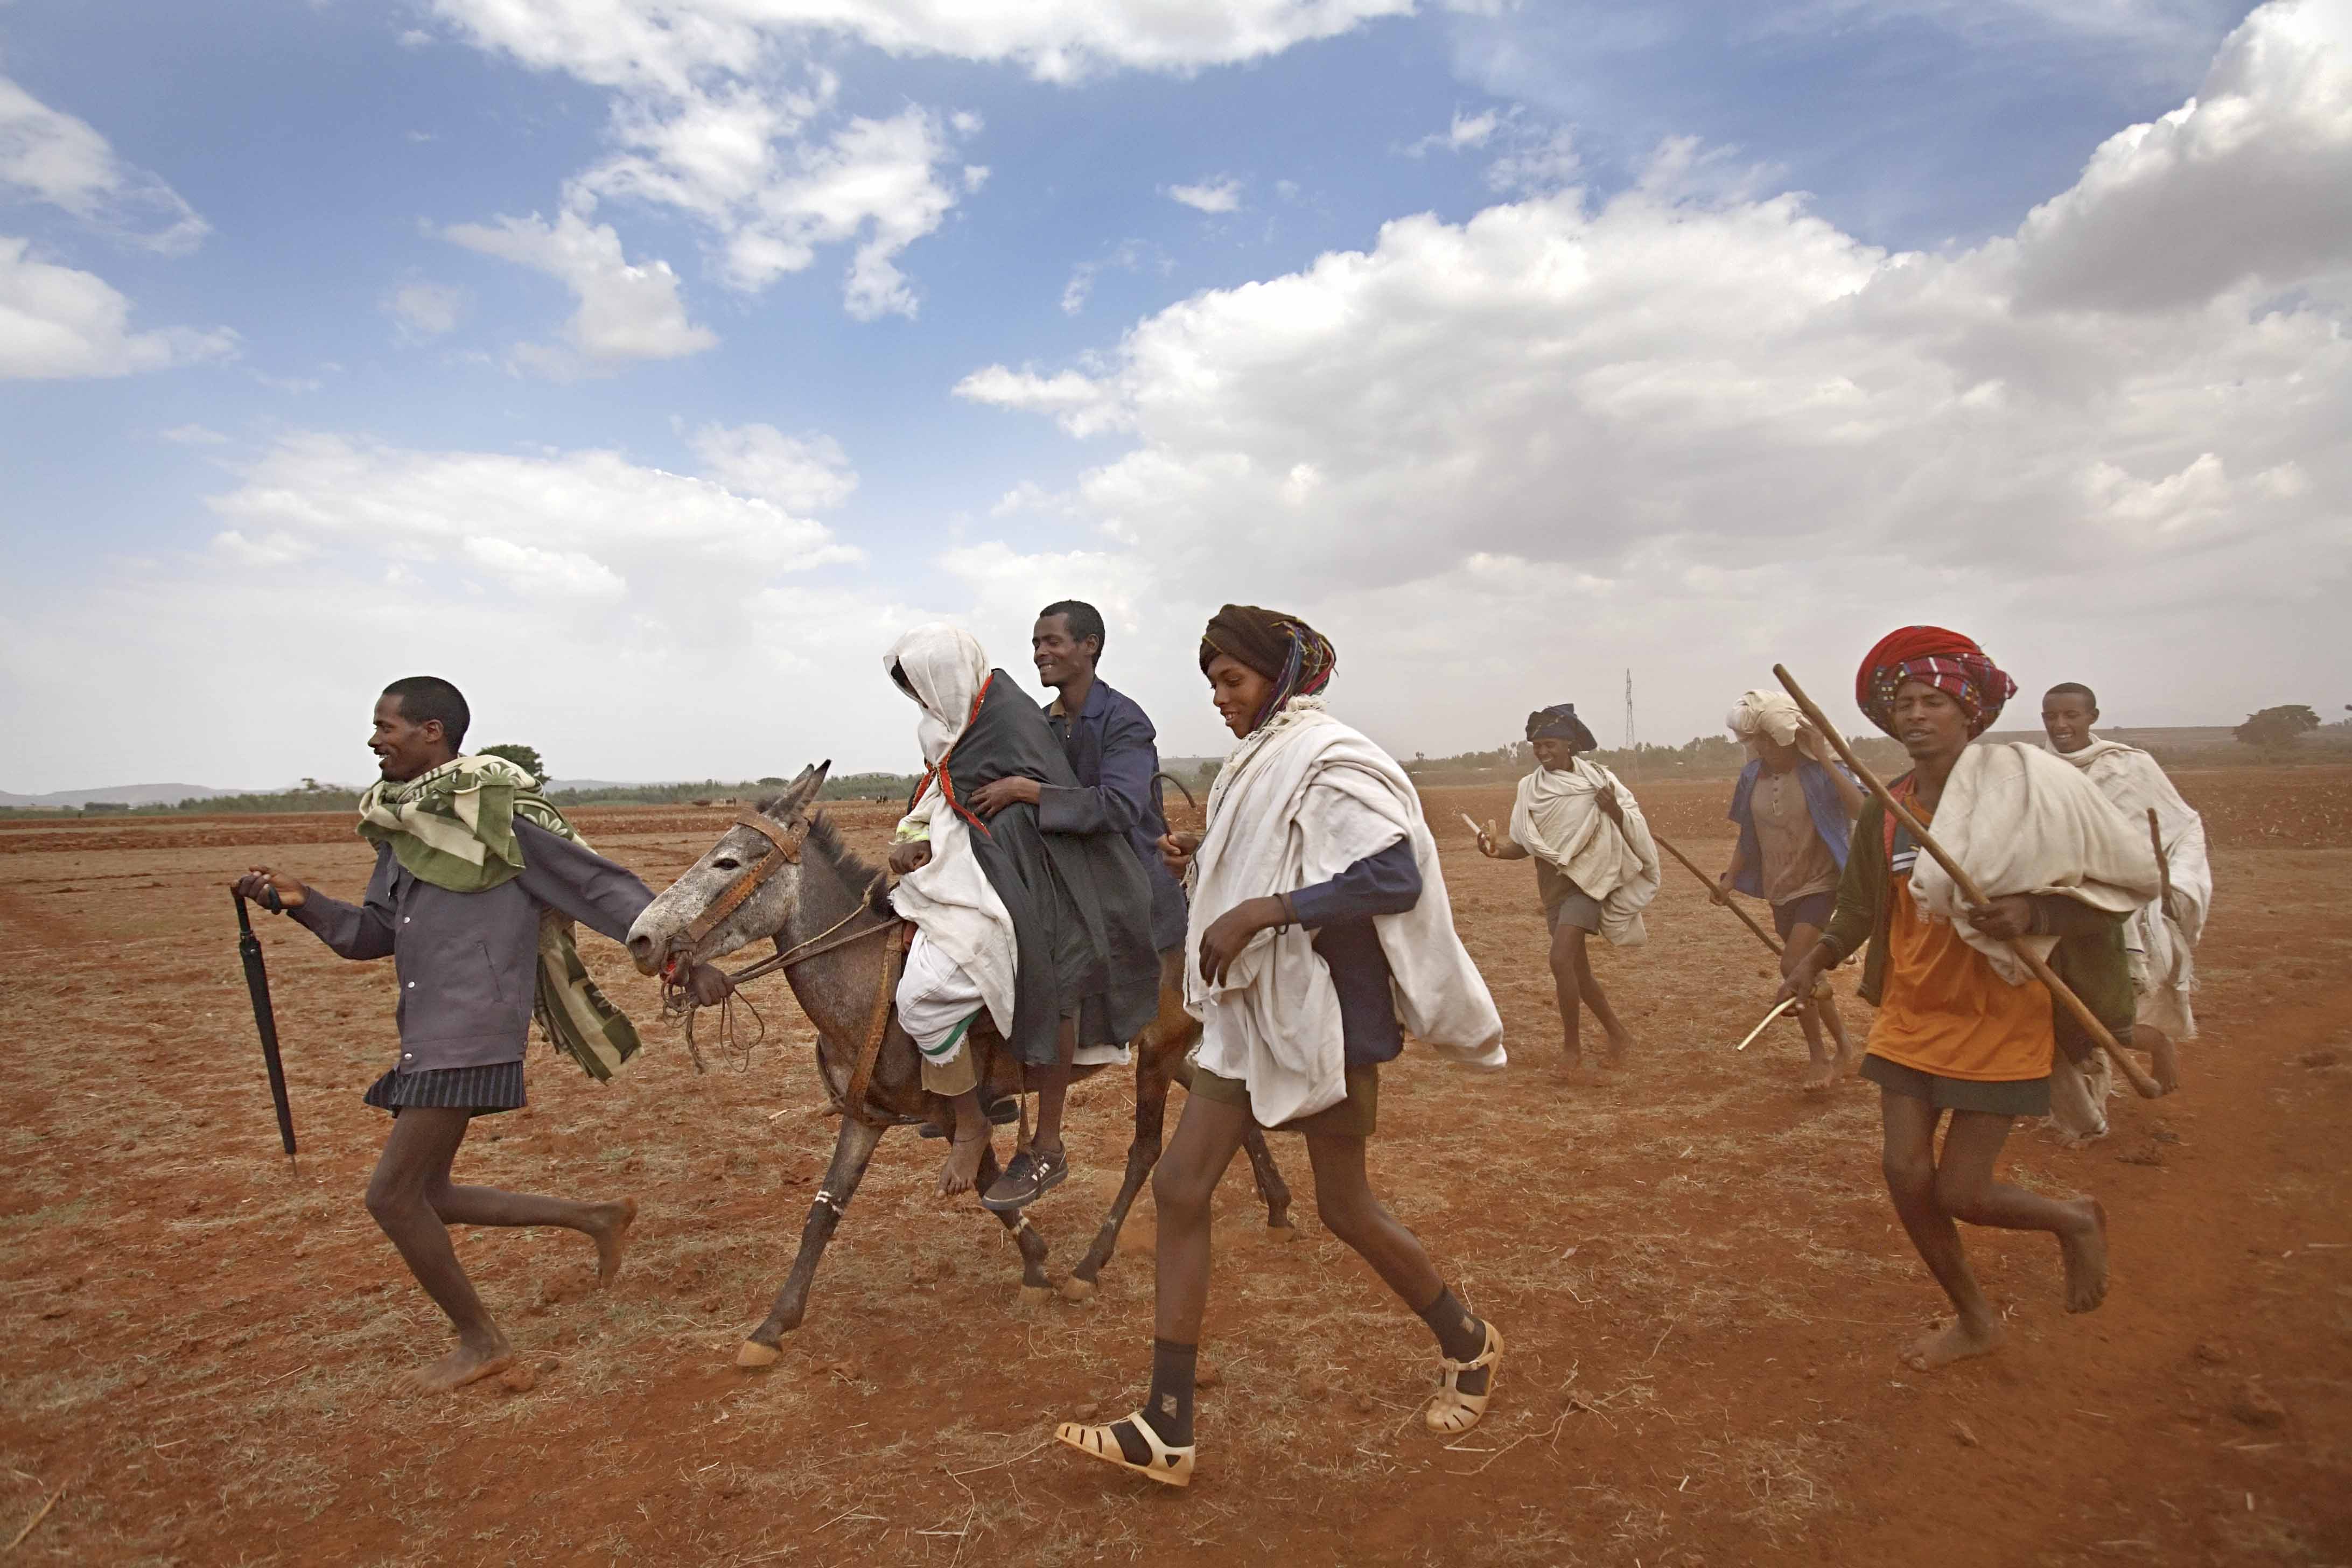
[682,811,807,946]
[662,808,907,1125]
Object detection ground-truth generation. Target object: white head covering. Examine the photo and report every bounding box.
[886,624,991,766]
[1725,689,1803,755]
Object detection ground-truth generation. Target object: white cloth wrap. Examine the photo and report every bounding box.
[1725,690,1802,750]
[1909,743,2162,986]
[888,783,1016,1060]
[2048,734,2210,1038]
[1506,759,1662,948]
[1184,699,1504,1128]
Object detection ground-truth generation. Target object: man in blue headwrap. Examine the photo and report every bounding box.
[1475,703,1657,1076]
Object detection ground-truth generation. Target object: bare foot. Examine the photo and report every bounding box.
[1555,1053,1605,1087]
[2137,1027,2179,1095]
[939,1131,989,1197]
[587,1198,636,1288]
[1799,1060,1836,1094]
[1901,1316,2005,1371]
[408,1339,515,1394]
[1602,1034,1632,1070]
[2059,1199,2109,1313]
[1835,1048,1860,1079]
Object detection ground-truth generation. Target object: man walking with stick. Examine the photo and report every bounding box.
[232,675,731,1392]
[1714,690,1865,1091]
[1776,629,2158,1371]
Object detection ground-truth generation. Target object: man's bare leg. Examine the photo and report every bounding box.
[1570,937,1635,1066]
[2133,1024,2179,1095]
[939,1087,990,1196]
[1936,1109,2108,1315]
[1546,922,1591,1077]
[365,1107,516,1392]
[1878,1092,2005,1371]
[1784,922,1838,1091]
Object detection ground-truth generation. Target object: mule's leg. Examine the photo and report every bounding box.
[1237,1123,1296,1241]
[974,1145,1053,1306]
[737,1115,885,1368]
[1061,1054,1173,1301]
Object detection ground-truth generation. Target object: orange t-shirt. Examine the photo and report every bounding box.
[1864,804,2055,1083]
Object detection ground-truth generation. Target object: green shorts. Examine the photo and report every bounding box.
[1189,1062,1379,1138]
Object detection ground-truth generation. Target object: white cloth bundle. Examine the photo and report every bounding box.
[2048,734,2209,1038]
[1909,742,2162,986]
[1185,698,1504,1128]
[1725,689,1802,750]
[1506,759,1661,947]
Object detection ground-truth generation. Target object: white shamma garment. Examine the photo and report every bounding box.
[1184,697,1504,1128]
[2047,733,2210,1038]
[1506,757,1661,947]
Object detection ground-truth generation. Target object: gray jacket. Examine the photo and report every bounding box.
[290,820,653,1073]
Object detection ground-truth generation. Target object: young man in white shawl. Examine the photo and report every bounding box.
[1779,628,2160,1371]
[881,625,1160,1208]
[2040,683,2197,1141]
[1056,606,1507,1489]
[1472,703,1658,1077]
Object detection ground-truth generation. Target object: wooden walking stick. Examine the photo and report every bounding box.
[1653,831,1783,955]
[232,891,301,1169]
[1771,665,2165,1099]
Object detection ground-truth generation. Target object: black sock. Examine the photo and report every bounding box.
[1117,1339,1196,1461]
[1417,1286,1485,1361]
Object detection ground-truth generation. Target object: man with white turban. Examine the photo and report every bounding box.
[1717,690,1867,1091]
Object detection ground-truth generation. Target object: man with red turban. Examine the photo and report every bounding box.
[1779,627,2157,1372]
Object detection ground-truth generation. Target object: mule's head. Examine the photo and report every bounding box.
[627,760,832,976]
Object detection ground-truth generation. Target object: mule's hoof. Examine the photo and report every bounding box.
[735,1340,782,1370]
[1059,1276,1096,1304]
[1265,1223,1298,1244]
[1018,1283,1053,1308]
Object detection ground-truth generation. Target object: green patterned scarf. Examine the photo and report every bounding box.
[355,754,641,1081]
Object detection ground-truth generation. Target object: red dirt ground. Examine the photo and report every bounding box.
[2,766,2347,1566]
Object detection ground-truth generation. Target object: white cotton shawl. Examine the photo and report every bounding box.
[1909,742,2163,986]
[881,624,1017,1042]
[1506,758,1662,947]
[1185,698,1504,1128]
[2048,734,2209,1037]
[885,622,991,766]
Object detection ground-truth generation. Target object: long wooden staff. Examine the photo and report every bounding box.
[2147,808,2173,919]
[1772,664,2166,1100]
[1652,831,1782,955]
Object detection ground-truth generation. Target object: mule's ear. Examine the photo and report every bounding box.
[762,762,824,821]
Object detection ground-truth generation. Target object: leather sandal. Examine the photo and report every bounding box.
[1056,1410,1194,1489]
[1425,1321,1504,1436]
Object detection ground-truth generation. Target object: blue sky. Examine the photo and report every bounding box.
[3,0,2344,792]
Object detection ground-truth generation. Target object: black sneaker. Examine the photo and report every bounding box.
[979,1143,1069,1212]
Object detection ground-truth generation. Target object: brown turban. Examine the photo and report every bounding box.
[1198,604,1336,731]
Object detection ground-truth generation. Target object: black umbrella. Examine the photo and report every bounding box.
[233,890,299,1166]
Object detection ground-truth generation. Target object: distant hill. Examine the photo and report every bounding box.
[0,782,257,810]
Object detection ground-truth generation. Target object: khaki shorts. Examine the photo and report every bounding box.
[1189,1062,1378,1138]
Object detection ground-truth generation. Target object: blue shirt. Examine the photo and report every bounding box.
[1726,758,1855,901]
[1041,676,1189,952]
[1286,837,1422,1067]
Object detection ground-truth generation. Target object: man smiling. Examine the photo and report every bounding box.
[232,675,728,1393]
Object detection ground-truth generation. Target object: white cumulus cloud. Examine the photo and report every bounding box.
[689,422,859,512]
[1167,176,1243,213]
[387,281,468,340]
[0,76,208,253]
[442,206,717,371]
[0,237,235,380]
[950,0,2352,750]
